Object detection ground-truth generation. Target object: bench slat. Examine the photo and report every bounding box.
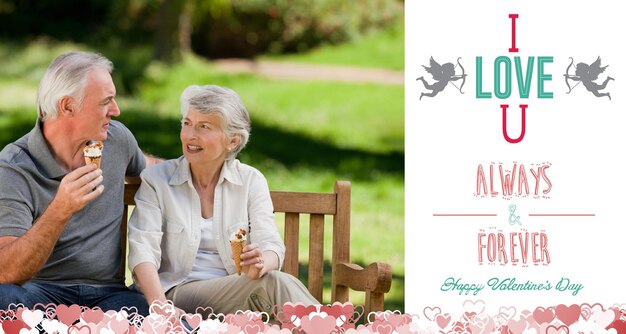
[271,192,336,215]
[308,214,325,302]
[283,213,300,277]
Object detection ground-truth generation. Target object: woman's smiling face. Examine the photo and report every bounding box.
[180,109,233,166]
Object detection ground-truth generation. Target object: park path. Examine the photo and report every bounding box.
[213,59,404,85]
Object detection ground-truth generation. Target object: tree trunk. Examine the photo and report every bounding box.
[178,0,196,54]
[153,0,186,63]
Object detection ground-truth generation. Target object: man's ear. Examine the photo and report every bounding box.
[58,96,75,117]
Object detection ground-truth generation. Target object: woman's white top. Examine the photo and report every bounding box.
[127,157,285,292]
[187,217,228,281]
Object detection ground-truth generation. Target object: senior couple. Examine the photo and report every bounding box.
[0,51,317,317]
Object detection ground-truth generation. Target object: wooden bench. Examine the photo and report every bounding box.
[120,180,392,315]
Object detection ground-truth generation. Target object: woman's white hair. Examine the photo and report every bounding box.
[36,51,113,121]
[180,85,251,160]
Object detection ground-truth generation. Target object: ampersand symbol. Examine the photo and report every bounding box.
[508,204,521,225]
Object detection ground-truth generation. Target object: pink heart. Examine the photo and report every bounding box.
[142,314,170,334]
[451,320,470,333]
[80,319,105,334]
[533,306,556,324]
[546,324,570,334]
[469,314,495,334]
[31,303,56,313]
[498,306,516,321]
[108,316,130,334]
[56,304,82,326]
[14,307,24,321]
[148,301,175,320]
[290,303,317,320]
[227,312,264,328]
[20,309,44,329]
[68,324,92,334]
[463,300,486,316]
[435,313,451,329]
[423,306,441,321]
[181,313,203,330]
[555,304,581,326]
[300,314,336,334]
[82,308,105,324]
[366,311,385,323]
[5,309,17,319]
[326,302,354,322]
[274,303,316,328]
[353,305,365,323]
[462,311,476,322]
[520,313,541,332]
[590,308,617,328]
[384,312,407,328]
[243,324,264,334]
[507,318,528,334]
[273,306,293,326]
[0,310,13,320]
[372,323,393,334]
[193,306,214,318]
[119,306,139,318]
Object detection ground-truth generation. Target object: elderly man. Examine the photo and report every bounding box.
[0,51,158,315]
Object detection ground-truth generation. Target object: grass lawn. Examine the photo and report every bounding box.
[260,15,404,71]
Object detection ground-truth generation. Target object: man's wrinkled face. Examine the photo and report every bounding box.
[75,68,120,141]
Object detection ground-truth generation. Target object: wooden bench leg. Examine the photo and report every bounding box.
[331,284,350,304]
[365,291,386,316]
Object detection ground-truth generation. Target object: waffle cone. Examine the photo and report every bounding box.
[84,156,102,168]
[231,240,245,275]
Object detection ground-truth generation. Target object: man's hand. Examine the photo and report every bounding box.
[52,164,104,217]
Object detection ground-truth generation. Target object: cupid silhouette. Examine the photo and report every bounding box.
[564,56,614,100]
[416,57,467,100]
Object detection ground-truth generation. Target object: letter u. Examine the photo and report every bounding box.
[501,104,527,143]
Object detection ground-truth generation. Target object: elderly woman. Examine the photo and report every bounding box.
[128,85,318,316]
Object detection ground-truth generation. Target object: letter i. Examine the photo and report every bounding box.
[509,14,519,52]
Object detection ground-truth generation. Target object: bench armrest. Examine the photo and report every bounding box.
[335,262,392,293]
[334,261,392,314]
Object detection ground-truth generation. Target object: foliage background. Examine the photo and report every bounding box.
[0,0,405,312]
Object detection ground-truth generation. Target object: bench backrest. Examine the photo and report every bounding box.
[119,181,352,303]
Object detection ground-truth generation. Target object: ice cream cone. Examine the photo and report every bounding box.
[84,141,103,168]
[230,228,247,275]
[84,155,102,168]
[231,240,245,275]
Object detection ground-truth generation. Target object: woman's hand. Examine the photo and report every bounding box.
[151,301,186,321]
[240,243,265,280]
[133,263,186,319]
